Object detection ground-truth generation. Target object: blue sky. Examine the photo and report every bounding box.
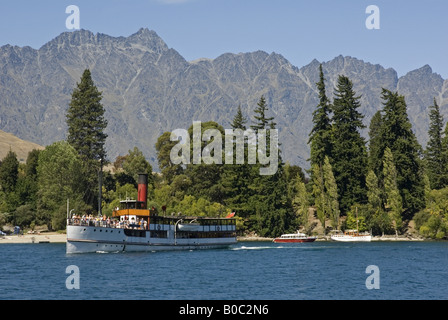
[0,0,447,78]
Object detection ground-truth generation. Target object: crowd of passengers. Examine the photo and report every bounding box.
[69,214,148,230]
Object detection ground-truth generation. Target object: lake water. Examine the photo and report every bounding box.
[0,241,446,300]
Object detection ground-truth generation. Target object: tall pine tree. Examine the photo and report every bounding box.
[221,106,252,217]
[250,96,275,131]
[312,163,327,233]
[247,96,293,237]
[0,150,19,194]
[379,89,425,213]
[292,173,309,230]
[323,156,340,229]
[383,147,402,234]
[309,64,332,167]
[66,69,108,209]
[425,98,448,189]
[230,105,248,130]
[368,110,383,175]
[330,75,368,213]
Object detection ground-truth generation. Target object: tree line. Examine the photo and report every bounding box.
[308,64,448,238]
[0,67,447,239]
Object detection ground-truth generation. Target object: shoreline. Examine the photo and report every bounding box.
[0,233,429,244]
[0,232,67,244]
[237,235,427,242]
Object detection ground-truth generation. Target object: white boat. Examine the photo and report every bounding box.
[331,230,372,242]
[331,207,371,242]
[273,232,316,243]
[66,174,237,253]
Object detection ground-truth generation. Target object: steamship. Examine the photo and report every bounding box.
[66,174,237,254]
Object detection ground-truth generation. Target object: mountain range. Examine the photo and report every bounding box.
[1,28,447,170]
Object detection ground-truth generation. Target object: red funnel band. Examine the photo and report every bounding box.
[138,184,147,203]
[137,174,148,209]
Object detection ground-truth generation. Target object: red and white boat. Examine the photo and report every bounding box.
[273,232,316,243]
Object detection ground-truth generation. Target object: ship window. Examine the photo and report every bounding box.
[150,230,167,238]
[124,229,146,237]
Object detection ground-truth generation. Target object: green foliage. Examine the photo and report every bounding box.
[377,89,425,213]
[102,183,137,216]
[312,164,327,232]
[345,207,367,232]
[330,75,368,213]
[368,110,383,174]
[308,64,332,168]
[37,141,89,230]
[416,187,448,239]
[425,98,448,189]
[383,147,403,233]
[364,170,394,234]
[155,131,184,184]
[250,96,275,131]
[172,195,228,217]
[230,105,248,130]
[66,69,108,162]
[11,204,36,228]
[0,149,41,229]
[310,157,340,233]
[66,69,108,209]
[323,156,340,229]
[292,173,309,228]
[0,150,19,193]
[151,98,295,238]
[366,170,382,210]
[122,146,154,186]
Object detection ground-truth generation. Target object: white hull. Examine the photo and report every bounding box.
[331,235,372,242]
[66,225,237,254]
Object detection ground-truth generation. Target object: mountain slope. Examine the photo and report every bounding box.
[0,28,446,169]
[0,130,44,162]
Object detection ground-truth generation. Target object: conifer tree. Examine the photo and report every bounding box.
[222,106,252,217]
[247,96,292,237]
[309,64,332,167]
[292,174,309,229]
[66,69,108,209]
[230,105,248,130]
[250,96,275,131]
[330,75,368,213]
[312,164,327,233]
[368,110,383,175]
[366,170,382,210]
[323,156,340,229]
[383,147,402,234]
[379,89,425,213]
[0,150,19,193]
[425,98,448,189]
[184,121,225,204]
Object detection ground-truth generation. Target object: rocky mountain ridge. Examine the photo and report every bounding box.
[0,28,446,169]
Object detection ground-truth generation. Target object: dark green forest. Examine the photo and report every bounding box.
[1,66,447,239]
